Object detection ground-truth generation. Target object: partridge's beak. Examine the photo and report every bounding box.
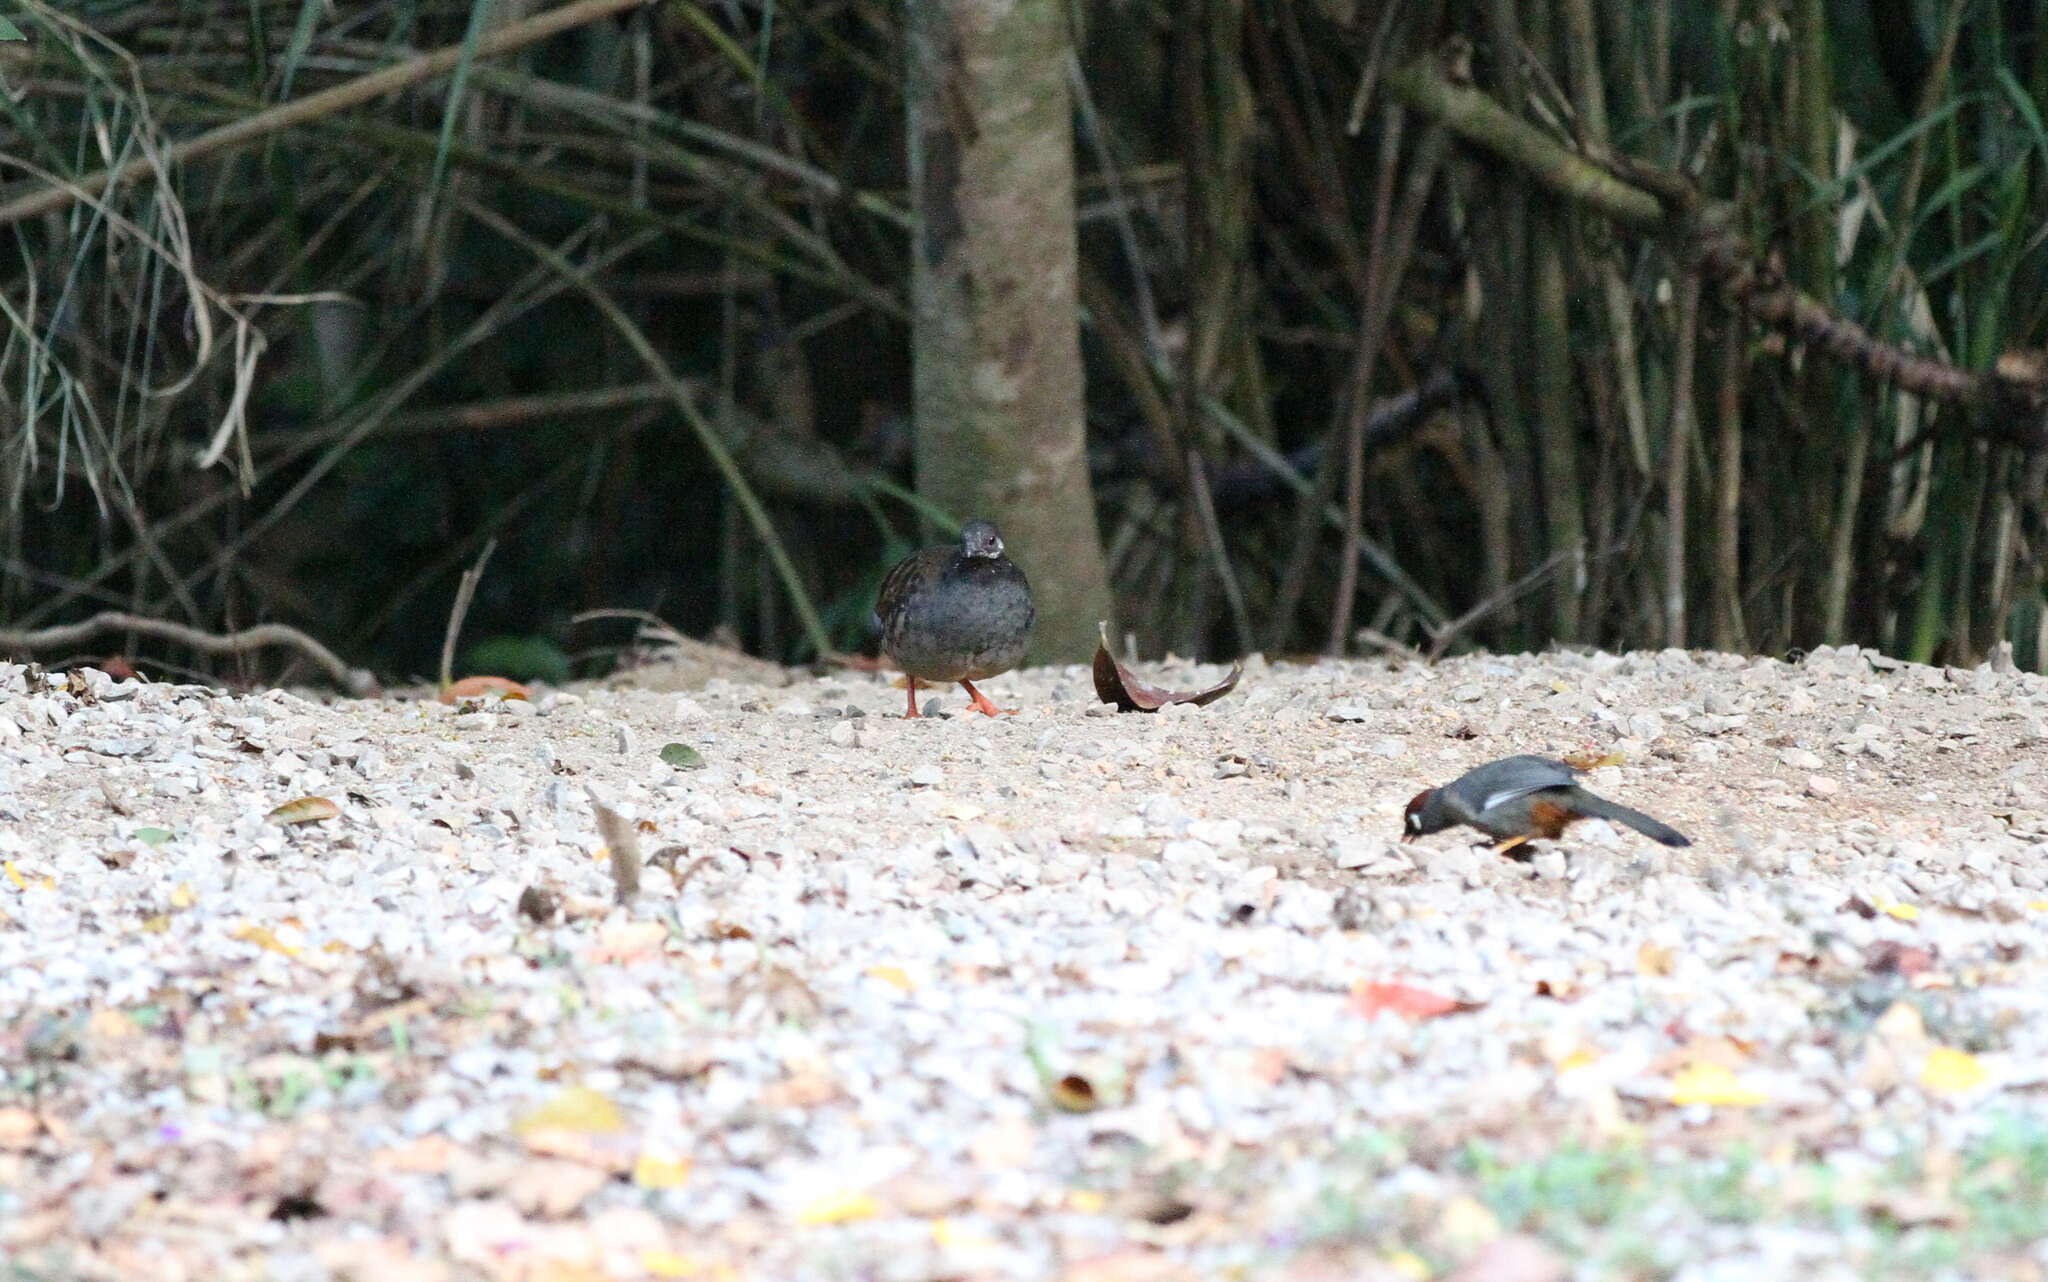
[1398,831,1415,844]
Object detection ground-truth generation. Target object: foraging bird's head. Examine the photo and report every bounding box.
[1401,789,1440,842]
[959,519,1004,560]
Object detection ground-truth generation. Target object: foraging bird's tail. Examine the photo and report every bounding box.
[1573,793,1691,847]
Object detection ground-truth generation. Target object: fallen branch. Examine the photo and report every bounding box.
[0,612,376,695]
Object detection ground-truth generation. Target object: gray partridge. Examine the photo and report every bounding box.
[873,519,1034,718]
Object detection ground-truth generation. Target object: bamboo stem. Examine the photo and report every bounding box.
[1711,322,1748,652]
[1665,273,1699,647]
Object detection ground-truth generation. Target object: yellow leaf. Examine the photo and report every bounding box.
[2,862,22,890]
[930,1218,997,1250]
[513,1086,624,1137]
[1557,1047,1602,1073]
[229,924,301,957]
[634,1152,693,1189]
[1636,941,1676,976]
[1670,1061,1767,1107]
[640,1251,701,1279]
[1920,1046,1989,1094]
[796,1190,881,1225]
[1065,1189,1107,1214]
[1548,681,1572,694]
[268,795,340,825]
[1436,1194,1501,1250]
[1879,900,1920,921]
[1387,1249,1431,1280]
[169,883,195,909]
[865,965,915,992]
[2029,900,2048,913]
[141,914,170,934]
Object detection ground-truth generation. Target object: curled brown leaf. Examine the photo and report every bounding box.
[1091,621,1243,713]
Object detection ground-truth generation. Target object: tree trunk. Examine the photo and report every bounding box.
[907,0,1112,663]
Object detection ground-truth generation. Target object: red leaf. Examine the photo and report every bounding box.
[1347,979,1478,1020]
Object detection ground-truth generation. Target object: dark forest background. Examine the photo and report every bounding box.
[7,0,2048,689]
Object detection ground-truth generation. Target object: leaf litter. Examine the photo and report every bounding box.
[5,646,2048,1278]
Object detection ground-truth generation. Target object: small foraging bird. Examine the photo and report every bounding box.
[873,518,1035,718]
[1400,754,1691,857]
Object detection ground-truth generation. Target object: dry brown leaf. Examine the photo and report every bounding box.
[1561,747,1625,771]
[1635,941,1676,976]
[585,789,640,906]
[374,1135,461,1176]
[760,1069,838,1109]
[505,1158,610,1218]
[1864,940,1937,977]
[1649,1033,1752,1075]
[0,1106,41,1150]
[268,795,341,826]
[1048,1072,1102,1113]
[1091,621,1243,713]
[517,884,562,924]
[969,1116,1037,1169]
[1059,1247,1199,1282]
[583,920,666,964]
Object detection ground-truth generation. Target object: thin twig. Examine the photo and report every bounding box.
[439,537,498,689]
[0,612,374,694]
[1185,450,1255,657]
[570,608,690,648]
[1424,549,1576,662]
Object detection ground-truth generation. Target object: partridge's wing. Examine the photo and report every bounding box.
[1458,755,1582,815]
[874,546,947,631]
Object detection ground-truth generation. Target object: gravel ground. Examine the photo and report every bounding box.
[6,645,2048,1282]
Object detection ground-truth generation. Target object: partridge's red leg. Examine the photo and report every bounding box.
[959,680,1016,717]
[904,676,920,718]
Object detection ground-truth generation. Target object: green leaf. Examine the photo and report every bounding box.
[133,827,174,848]
[425,0,495,218]
[0,17,25,40]
[658,743,705,770]
[277,0,327,100]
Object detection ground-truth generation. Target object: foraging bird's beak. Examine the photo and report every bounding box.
[1399,831,1415,844]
